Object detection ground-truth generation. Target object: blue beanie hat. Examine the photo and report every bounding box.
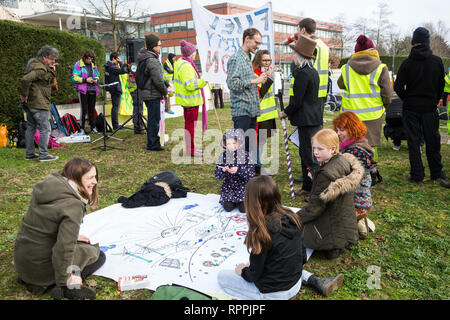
[411,27,430,46]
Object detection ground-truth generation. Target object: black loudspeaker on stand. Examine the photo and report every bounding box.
[91,82,124,151]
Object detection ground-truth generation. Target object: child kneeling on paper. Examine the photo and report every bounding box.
[217,175,344,300]
[215,129,255,213]
[297,129,363,260]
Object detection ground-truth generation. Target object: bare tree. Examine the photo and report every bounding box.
[82,0,145,51]
[423,21,450,57]
[371,2,395,53]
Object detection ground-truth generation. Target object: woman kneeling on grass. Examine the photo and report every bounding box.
[333,111,376,239]
[14,157,105,300]
[297,129,363,260]
[218,175,344,299]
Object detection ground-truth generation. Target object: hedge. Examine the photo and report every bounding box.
[339,55,450,74]
[0,20,106,129]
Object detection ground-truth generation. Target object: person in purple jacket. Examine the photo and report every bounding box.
[72,50,101,133]
[215,129,255,213]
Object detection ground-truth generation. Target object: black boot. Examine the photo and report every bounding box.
[324,248,343,260]
[18,278,48,296]
[306,274,344,297]
[50,285,96,300]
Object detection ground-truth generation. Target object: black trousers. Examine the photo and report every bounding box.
[403,110,443,181]
[80,93,97,130]
[298,125,321,191]
[110,92,122,130]
[81,251,106,281]
[212,88,224,108]
[131,90,144,132]
[232,115,257,163]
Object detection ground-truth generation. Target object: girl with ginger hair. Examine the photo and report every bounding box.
[333,111,376,239]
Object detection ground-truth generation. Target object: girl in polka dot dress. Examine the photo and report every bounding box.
[215,129,255,212]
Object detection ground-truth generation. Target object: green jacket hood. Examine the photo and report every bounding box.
[33,173,81,205]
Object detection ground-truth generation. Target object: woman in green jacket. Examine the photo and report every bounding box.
[14,158,105,300]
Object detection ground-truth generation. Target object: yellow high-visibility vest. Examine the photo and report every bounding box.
[255,73,278,123]
[173,58,206,107]
[289,39,329,98]
[444,73,450,93]
[314,39,330,98]
[340,63,386,121]
[163,59,174,82]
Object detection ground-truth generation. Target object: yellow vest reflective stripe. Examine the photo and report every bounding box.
[174,59,206,106]
[444,73,450,93]
[163,60,174,82]
[289,40,329,98]
[341,63,386,121]
[314,40,330,98]
[289,76,294,96]
[255,73,278,122]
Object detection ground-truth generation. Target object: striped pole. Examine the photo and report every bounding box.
[277,90,295,200]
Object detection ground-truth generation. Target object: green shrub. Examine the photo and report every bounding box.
[0,20,106,129]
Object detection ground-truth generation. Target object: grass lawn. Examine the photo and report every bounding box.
[0,106,449,300]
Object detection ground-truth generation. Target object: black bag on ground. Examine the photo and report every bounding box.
[17,121,27,148]
[385,98,403,126]
[95,113,112,132]
[384,98,407,142]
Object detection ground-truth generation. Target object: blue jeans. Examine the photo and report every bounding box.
[144,99,161,149]
[217,269,307,300]
[25,107,50,158]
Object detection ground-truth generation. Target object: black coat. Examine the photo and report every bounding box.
[104,61,128,94]
[241,215,306,294]
[284,64,322,127]
[394,44,445,113]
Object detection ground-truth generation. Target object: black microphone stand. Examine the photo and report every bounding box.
[91,82,124,151]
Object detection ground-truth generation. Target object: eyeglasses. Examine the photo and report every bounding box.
[262,59,272,62]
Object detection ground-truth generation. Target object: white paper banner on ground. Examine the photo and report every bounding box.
[191,0,274,85]
[79,192,311,296]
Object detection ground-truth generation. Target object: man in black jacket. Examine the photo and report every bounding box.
[105,52,128,130]
[394,27,448,188]
[280,35,322,195]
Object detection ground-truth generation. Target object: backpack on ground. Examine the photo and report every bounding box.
[384,98,407,142]
[385,98,403,127]
[50,103,69,136]
[95,113,112,133]
[34,130,64,149]
[135,58,149,90]
[149,284,215,300]
[17,121,27,148]
[61,113,81,134]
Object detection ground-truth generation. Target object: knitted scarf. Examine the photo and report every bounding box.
[339,138,362,152]
[182,56,207,131]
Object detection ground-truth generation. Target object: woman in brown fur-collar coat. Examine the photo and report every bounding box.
[297,134,364,260]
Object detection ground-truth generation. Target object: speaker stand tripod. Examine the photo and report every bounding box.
[91,82,124,151]
[106,89,147,137]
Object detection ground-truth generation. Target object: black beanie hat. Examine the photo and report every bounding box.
[411,27,430,46]
[145,33,160,50]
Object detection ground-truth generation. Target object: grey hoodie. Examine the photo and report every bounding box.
[136,48,168,100]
